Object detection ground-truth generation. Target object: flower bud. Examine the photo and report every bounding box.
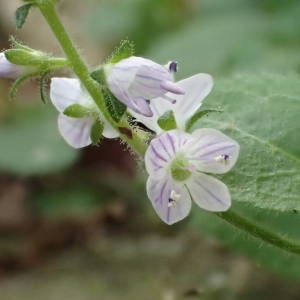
[0,52,27,79]
[105,56,185,117]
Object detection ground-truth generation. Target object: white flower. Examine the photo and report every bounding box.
[0,52,26,79]
[105,56,185,117]
[129,73,213,134]
[145,128,239,225]
[50,77,119,148]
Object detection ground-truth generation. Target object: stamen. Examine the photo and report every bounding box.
[168,190,181,207]
[215,154,230,164]
[160,80,185,95]
[168,61,178,73]
[161,94,177,104]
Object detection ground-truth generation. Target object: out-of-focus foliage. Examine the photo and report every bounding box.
[84,0,188,53]
[0,105,78,175]
[147,0,300,76]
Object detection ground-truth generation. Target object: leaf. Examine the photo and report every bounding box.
[15,3,32,29]
[157,110,177,131]
[191,203,300,280]
[90,119,104,145]
[0,106,78,175]
[63,104,89,118]
[190,73,300,212]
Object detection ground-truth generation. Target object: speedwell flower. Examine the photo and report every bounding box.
[145,128,239,224]
[50,77,118,148]
[0,52,26,79]
[129,73,213,134]
[105,56,185,117]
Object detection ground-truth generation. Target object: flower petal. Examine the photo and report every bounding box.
[184,128,240,174]
[58,114,93,148]
[173,74,213,129]
[147,176,191,225]
[145,129,190,177]
[50,78,89,113]
[0,52,26,79]
[187,173,231,212]
[102,121,119,139]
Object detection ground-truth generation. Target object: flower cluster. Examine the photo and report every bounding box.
[0,53,240,224]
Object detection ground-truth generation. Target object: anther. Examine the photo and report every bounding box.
[215,154,230,164]
[168,61,178,73]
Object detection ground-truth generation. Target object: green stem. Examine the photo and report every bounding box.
[37,0,147,155]
[216,210,300,255]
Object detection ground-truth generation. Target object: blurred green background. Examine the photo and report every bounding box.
[0,0,300,299]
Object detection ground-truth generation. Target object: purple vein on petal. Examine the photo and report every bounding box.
[195,178,225,205]
[151,145,168,162]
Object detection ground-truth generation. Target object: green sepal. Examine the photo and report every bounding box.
[9,72,39,101]
[63,104,90,118]
[157,110,177,131]
[5,49,46,66]
[15,3,33,29]
[186,109,223,131]
[108,39,135,64]
[39,72,50,104]
[90,69,105,84]
[91,69,126,122]
[90,119,104,145]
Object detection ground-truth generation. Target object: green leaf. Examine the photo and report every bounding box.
[63,104,89,118]
[0,106,78,175]
[15,3,33,29]
[109,39,135,64]
[190,73,300,212]
[191,203,300,280]
[186,109,222,131]
[157,110,177,131]
[90,119,104,144]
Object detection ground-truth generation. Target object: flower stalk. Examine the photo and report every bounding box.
[37,0,147,154]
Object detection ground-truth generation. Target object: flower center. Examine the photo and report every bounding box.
[170,154,192,181]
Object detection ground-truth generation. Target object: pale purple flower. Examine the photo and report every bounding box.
[50,77,119,148]
[129,73,213,134]
[105,56,185,117]
[145,128,239,225]
[0,52,26,79]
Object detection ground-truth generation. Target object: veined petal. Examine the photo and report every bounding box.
[173,74,213,129]
[58,114,93,149]
[187,173,231,212]
[185,128,240,174]
[50,78,90,113]
[143,74,213,131]
[145,129,190,177]
[147,176,191,225]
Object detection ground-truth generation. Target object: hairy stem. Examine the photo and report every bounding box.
[216,210,300,255]
[37,0,147,155]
